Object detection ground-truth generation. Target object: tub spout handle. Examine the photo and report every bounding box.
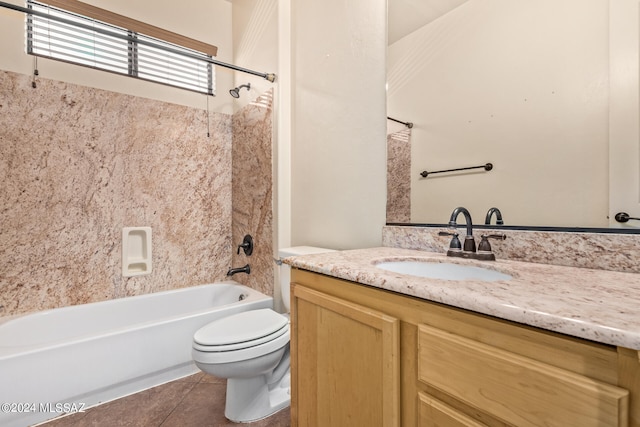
[227,264,251,276]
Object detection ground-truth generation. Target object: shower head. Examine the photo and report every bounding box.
[229,83,251,98]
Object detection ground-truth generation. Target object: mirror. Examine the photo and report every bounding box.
[386,0,638,230]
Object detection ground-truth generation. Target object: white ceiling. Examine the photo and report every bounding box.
[388,0,470,45]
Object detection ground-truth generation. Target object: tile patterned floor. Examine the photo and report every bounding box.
[41,373,291,427]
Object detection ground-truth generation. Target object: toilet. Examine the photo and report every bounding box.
[191,246,334,423]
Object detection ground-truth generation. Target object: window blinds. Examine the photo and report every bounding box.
[26,0,215,95]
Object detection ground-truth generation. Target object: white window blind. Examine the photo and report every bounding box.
[26,0,215,95]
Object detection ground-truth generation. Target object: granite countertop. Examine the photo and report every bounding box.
[283,247,640,350]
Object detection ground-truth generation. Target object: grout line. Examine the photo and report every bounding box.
[157,376,202,426]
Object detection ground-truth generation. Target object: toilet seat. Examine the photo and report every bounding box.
[194,308,288,347]
[192,309,290,364]
[193,325,288,352]
[193,328,290,364]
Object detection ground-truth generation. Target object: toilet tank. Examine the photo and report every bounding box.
[278,246,335,311]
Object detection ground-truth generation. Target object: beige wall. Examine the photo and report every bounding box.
[0,0,234,112]
[232,0,389,253]
[231,0,388,309]
[231,0,279,111]
[388,0,609,227]
[290,0,388,250]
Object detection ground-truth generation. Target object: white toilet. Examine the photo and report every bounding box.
[192,246,334,423]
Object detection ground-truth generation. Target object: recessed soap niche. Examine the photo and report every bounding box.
[122,227,152,277]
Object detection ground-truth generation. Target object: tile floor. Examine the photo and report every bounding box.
[41,373,291,427]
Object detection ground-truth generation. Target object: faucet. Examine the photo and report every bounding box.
[440,207,506,260]
[485,207,504,225]
[447,207,476,257]
[227,264,251,276]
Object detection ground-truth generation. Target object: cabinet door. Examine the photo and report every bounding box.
[419,393,487,427]
[418,324,629,427]
[291,284,400,427]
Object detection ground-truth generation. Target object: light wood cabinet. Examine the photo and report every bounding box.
[418,393,487,427]
[291,269,640,427]
[418,325,627,427]
[291,283,400,427]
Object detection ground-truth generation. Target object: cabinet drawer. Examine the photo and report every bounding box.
[418,324,628,427]
[419,393,487,427]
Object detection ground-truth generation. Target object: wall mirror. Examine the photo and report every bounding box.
[386,0,640,232]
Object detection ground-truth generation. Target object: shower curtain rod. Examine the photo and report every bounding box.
[387,116,413,128]
[0,1,277,83]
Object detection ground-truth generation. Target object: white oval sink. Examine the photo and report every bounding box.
[375,260,512,282]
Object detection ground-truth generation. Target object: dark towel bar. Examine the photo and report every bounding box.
[420,163,493,178]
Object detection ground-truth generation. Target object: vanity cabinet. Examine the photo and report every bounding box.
[290,280,400,427]
[290,269,640,427]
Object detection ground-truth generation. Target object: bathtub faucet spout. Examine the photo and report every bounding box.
[227,264,251,276]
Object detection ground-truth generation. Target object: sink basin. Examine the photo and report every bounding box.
[375,260,512,282]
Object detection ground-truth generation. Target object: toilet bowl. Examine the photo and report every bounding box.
[192,246,334,423]
[192,308,291,422]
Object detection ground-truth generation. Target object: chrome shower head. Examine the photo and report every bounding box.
[229,83,251,98]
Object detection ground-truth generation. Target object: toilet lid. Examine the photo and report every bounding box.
[193,309,288,347]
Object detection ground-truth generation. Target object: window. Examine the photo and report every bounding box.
[26,0,215,95]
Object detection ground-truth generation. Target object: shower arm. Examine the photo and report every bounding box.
[387,116,413,128]
[0,0,277,83]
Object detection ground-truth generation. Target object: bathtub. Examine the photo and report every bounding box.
[0,282,272,427]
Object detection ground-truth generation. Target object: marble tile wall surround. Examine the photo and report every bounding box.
[386,129,411,223]
[230,90,274,296]
[0,70,233,318]
[382,225,640,273]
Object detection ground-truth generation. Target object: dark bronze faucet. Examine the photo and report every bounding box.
[447,207,476,257]
[440,207,506,260]
[227,264,251,276]
[485,207,504,225]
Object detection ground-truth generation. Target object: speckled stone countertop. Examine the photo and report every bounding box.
[283,247,640,350]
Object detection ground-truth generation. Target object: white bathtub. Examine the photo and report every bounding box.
[0,282,272,427]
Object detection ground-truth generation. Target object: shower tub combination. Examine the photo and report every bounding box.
[0,282,272,427]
